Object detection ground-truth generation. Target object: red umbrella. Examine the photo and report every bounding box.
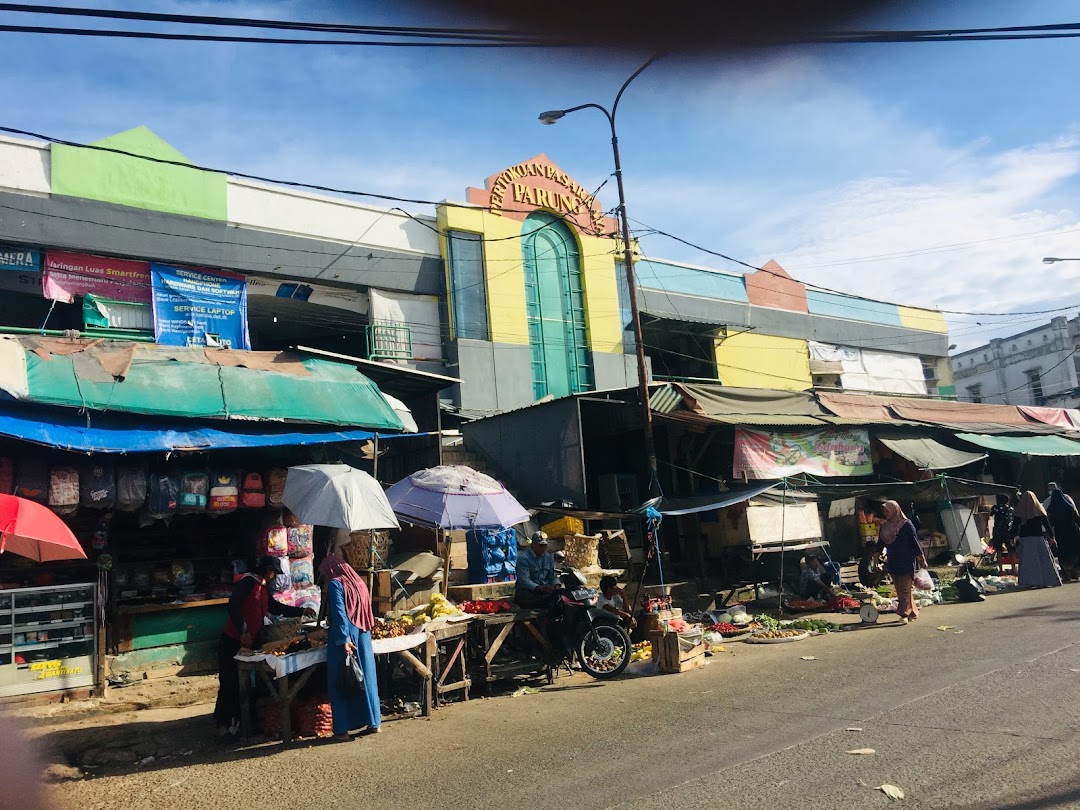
[0,494,86,562]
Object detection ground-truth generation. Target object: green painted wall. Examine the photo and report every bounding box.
[131,605,227,651]
[51,126,227,221]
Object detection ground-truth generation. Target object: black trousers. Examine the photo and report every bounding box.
[214,634,242,729]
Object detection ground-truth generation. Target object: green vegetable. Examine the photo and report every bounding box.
[787,618,842,634]
[752,614,781,630]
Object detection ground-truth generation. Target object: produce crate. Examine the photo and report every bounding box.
[342,530,392,572]
[598,529,632,579]
[649,630,706,674]
[541,516,584,538]
[563,533,600,569]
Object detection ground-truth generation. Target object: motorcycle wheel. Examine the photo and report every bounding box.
[576,624,631,679]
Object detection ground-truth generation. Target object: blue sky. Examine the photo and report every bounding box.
[4,0,1080,350]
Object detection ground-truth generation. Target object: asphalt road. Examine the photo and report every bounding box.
[46,585,1080,810]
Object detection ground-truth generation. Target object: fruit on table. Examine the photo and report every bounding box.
[630,641,652,662]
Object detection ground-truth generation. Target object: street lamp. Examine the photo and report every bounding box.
[1043,257,1080,264]
[538,54,660,495]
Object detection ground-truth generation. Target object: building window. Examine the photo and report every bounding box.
[1026,369,1046,406]
[966,384,982,403]
[446,230,489,341]
[983,353,988,361]
[1044,334,1049,342]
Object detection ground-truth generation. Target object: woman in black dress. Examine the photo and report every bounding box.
[1013,491,1061,588]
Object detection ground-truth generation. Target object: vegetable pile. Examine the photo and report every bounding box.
[461,599,513,614]
[752,614,781,630]
[786,599,825,611]
[400,593,463,627]
[371,619,409,640]
[750,629,806,640]
[826,596,861,610]
[786,618,841,634]
[630,641,651,662]
[706,622,747,636]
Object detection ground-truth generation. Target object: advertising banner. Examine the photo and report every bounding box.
[733,427,873,479]
[150,262,250,349]
[0,245,39,273]
[43,250,151,304]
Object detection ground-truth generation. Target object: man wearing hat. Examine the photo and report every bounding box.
[515,531,559,608]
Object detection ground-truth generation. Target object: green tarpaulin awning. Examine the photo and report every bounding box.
[878,437,987,470]
[954,433,1080,457]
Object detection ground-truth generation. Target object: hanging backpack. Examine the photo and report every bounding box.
[15,456,50,504]
[80,459,116,509]
[116,465,148,512]
[209,471,240,514]
[267,468,288,507]
[241,472,266,509]
[146,473,180,519]
[178,471,209,512]
[0,457,14,495]
[48,466,80,515]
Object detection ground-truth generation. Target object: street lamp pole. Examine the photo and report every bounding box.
[539,55,660,495]
[1043,257,1080,264]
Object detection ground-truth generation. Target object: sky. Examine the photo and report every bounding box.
[3,0,1080,352]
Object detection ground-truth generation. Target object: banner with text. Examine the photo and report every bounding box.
[0,245,39,273]
[150,262,250,349]
[43,250,151,304]
[733,427,873,479]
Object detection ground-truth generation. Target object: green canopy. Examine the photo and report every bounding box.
[878,437,987,470]
[22,348,404,430]
[954,432,1080,457]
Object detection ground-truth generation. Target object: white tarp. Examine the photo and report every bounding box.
[746,503,822,545]
[246,276,368,314]
[0,337,28,400]
[809,342,927,396]
[368,288,443,362]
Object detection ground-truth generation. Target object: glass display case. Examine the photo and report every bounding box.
[0,583,96,697]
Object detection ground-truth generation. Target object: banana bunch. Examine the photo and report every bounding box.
[629,641,652,662]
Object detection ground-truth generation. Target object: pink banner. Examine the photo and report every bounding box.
[733,427,873,479]
[43,250,151,304]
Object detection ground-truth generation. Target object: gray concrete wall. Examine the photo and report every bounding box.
[0,191,442,295]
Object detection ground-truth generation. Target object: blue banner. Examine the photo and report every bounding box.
[150,262,250,350]
[0,245,40,272]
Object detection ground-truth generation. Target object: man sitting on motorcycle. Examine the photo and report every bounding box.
[515,531,559,609]
[597,576,636,629]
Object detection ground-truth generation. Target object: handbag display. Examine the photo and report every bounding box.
[337,650,366,695]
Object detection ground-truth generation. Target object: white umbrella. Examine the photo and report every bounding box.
[282,464,400,531]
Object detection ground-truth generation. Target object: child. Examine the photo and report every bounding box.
[597,576,636,628]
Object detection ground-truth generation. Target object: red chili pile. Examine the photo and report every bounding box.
[826,596,861,610]
[705,622,741,634]
[461,599,513,614]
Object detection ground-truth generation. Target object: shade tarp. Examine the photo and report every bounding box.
[1017,406,1079,429]
[954,433,1080,457]
[652,481,779,515]
[757,476,1017,505]
[15,343,404,429]
[0,406,378,453]
[888,399,1031,426]
[817,392,900,422]
[878,437,987,470]
[677,383,823,417]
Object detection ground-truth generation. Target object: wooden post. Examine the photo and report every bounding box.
[441,529,452,594]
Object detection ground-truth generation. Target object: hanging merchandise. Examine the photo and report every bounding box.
[287,525,314,558]
[267,468,288,507]
[48,465,81,516]
[0,457,14,495]
[466,527,517,584]
[179,471,209,512]
[79,458,116,509]
[15,456,49,504]
[290,557,315,589]
[170,559,195,588]
[280,586,320,613]
[91,511,112,552]
[116,465,148,512]
[241,471,266,509]
[208,471,240,514]
[261,523,289,557]
[146,473,180,519]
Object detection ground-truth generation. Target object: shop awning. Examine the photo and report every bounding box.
[878,437,987,470]
[0,337,404,430]
[0,406,380,453]
[954,433,1080,457]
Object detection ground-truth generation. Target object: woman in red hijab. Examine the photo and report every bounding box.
[879,500,927,624]
[320,554,381,739]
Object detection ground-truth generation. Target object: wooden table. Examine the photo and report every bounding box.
[235,632,435,743]
[429,621,471,706]
[469,610,553,689]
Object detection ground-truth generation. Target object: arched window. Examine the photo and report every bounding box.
[521,213,593,399]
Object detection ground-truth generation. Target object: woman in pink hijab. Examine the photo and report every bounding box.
[320,554,381,739]
[878,501,927,624]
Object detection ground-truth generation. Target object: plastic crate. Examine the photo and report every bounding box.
[541,516,584,538]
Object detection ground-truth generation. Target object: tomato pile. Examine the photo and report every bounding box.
[705,622,741,634]
[461,599,513,614]
[826,596,861,610]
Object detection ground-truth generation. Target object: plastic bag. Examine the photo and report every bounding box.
[290,557,315,589]
[337,651,365,695]
[913,568,933,591]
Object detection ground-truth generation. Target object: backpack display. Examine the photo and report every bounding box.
[0,457,14,495]
[15,456,49,504]
[209,471,239,513]
[146,474,179,519]
[261,524,289,558]
[267,468,288,507]
[178,471,209,512]
[80,459,116,509]
[48,466,80,515]
[116,465,148,512]
[241,472,266,509]
[290,557,315,589]
[287,525,314,558]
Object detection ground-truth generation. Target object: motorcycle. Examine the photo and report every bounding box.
[546,567,632,679]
